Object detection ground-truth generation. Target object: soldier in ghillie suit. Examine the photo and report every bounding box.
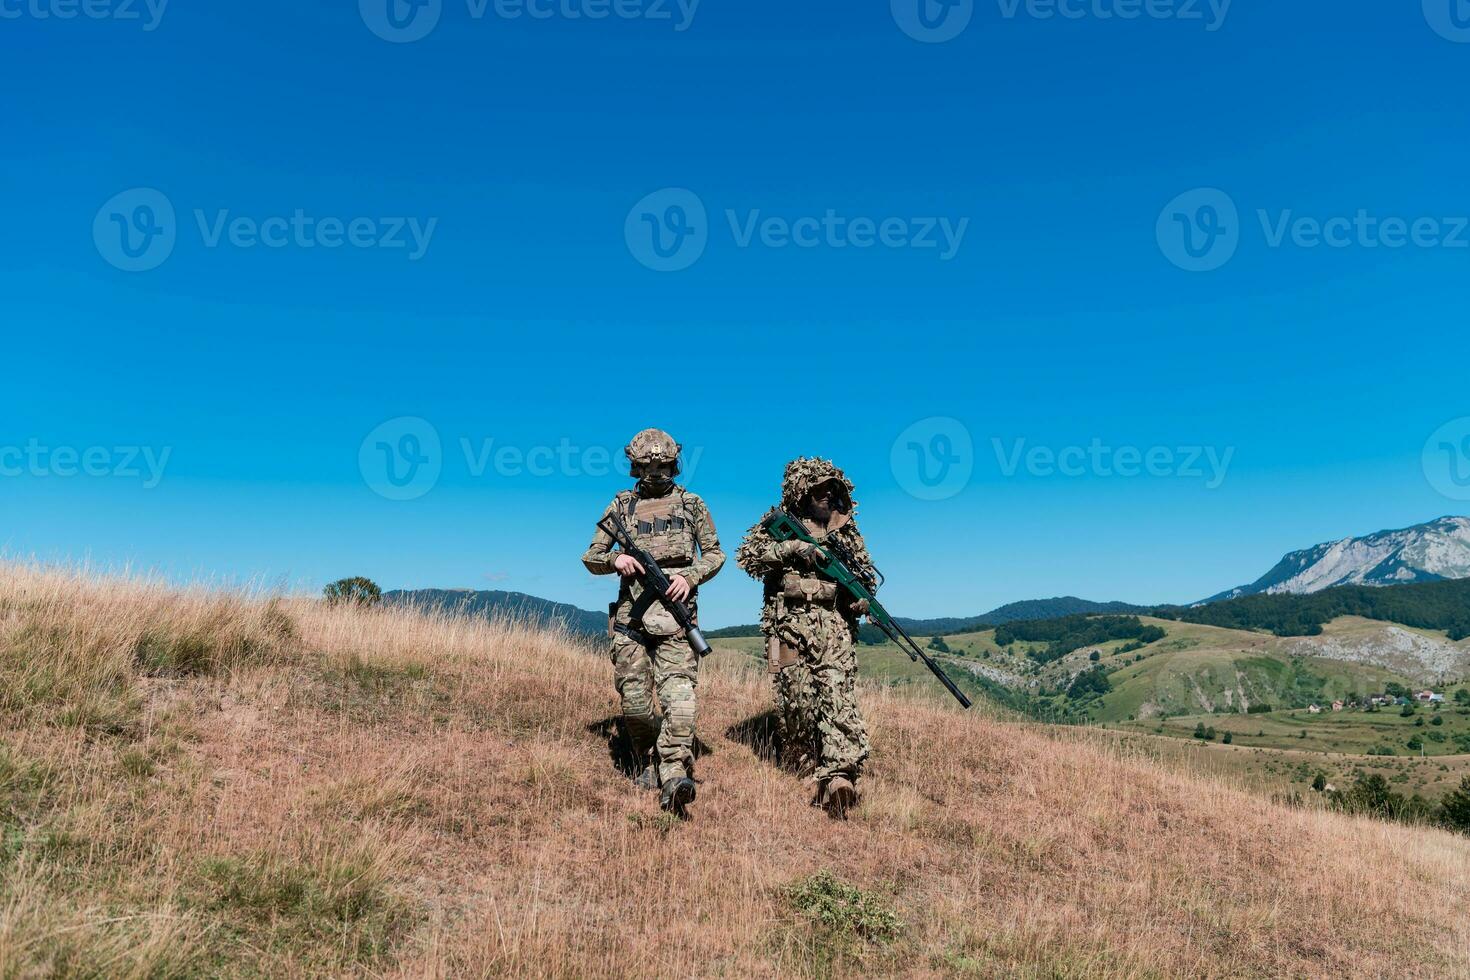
[582,429,724,815]
[736,458,875,817]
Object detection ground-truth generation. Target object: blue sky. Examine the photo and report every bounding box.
[2,0,1468,626]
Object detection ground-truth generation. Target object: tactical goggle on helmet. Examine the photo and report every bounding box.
[624,428,682,477]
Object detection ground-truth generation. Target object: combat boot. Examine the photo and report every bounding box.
[659,776,696,816]
[820,776,858,819]
[633,765,659,791]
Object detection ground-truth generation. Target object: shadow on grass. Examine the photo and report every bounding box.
[585,717,713,783]
[725,709,783,766]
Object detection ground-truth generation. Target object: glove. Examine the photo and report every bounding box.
[849,598,870,617]
[775,539,821,566]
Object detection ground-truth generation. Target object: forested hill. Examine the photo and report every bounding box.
[704,596,1147,639]
[384,589,606,636]
[1160,578,1470,639]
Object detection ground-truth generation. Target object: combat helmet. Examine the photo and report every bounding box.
[624,428,682,477]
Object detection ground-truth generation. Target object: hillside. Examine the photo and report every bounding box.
[384,587,606,636]
[3,565,1469,976]
[1205,515,1470,601]
[713,611,1470,798]
[706,595,1146,639]
[1171,576,1470,639]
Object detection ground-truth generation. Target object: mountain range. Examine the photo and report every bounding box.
[390,516,1470,636]
[1203,516,1470,603]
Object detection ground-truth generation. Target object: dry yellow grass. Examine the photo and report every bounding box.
[2,561,1469,978]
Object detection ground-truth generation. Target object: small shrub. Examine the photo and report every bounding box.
[786,870,904,946]
[324,577,383,608]
[1442,776,1470,833]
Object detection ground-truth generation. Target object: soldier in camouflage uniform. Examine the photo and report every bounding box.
[736,458,875,817]
[582,429,724,815]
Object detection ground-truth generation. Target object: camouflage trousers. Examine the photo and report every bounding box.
[611,631,699,783]
[772,605,869,784]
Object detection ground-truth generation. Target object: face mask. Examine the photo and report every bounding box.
[640,472,674,493]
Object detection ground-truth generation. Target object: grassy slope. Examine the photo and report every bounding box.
[3,565,1470,977]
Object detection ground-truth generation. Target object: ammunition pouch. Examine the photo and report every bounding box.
[781,572,838,607]
[767,634,800,673]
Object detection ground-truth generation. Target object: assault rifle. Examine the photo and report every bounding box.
[598,511,712,657]
[765,510,972,709]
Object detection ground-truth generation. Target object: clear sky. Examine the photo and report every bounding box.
[3,0,1468,627]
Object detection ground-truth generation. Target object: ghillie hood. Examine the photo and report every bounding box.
[781,457,856,519]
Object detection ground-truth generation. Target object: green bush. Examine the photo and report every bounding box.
[786,870,904,945]
[323,577,383,608]
[1442,776,1470,833]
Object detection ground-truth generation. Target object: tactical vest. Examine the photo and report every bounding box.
[611,488,698,639]
[615,489,696,568]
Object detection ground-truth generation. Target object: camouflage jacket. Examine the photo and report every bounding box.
[735,458,876,634]
[583,483,724,630]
